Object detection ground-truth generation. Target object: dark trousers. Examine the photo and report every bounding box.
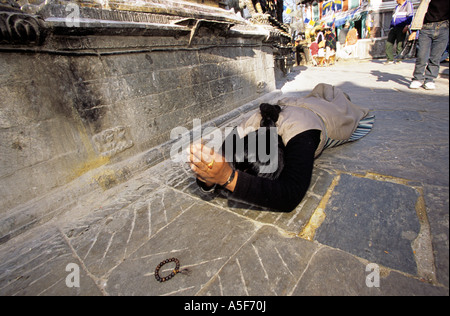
[386,26,407,61]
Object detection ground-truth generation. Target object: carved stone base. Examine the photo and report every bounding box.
[0,10,45,44]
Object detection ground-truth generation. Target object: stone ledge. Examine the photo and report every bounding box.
[0,89,281,245]
[1,1,273,47]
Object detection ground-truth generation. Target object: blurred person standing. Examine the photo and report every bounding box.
[324,26,337,65]
[385,0,414,64]
[338,22,350,45]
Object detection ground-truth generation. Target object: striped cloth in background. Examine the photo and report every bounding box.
[323,115,375,149]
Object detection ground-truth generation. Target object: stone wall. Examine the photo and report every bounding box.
[356,37,387,59]
[0,2,277,219]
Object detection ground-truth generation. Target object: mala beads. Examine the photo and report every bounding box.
[155,258,180,282]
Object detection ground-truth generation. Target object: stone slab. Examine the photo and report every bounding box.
[315,174,421,275]
[104,202,259,296]
[291,246,448,296]
[62,180,198,279]
[0,227,102,296]
[197,225,319,296]
[423,184,450,287]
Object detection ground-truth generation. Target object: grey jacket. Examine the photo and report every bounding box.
[237,83,370,157]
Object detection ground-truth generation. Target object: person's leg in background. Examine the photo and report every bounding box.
[411,22,449,89]
[411,27,432,87]
[423,22,450,89]
[395,27,407,61]
[385,28,396,63]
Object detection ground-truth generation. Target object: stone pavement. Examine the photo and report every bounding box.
[0,58,448,296]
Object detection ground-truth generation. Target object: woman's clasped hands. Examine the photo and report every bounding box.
[187,141,236,191]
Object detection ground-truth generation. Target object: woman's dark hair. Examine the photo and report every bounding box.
[259,103,282,128]
[221,103,285,180]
